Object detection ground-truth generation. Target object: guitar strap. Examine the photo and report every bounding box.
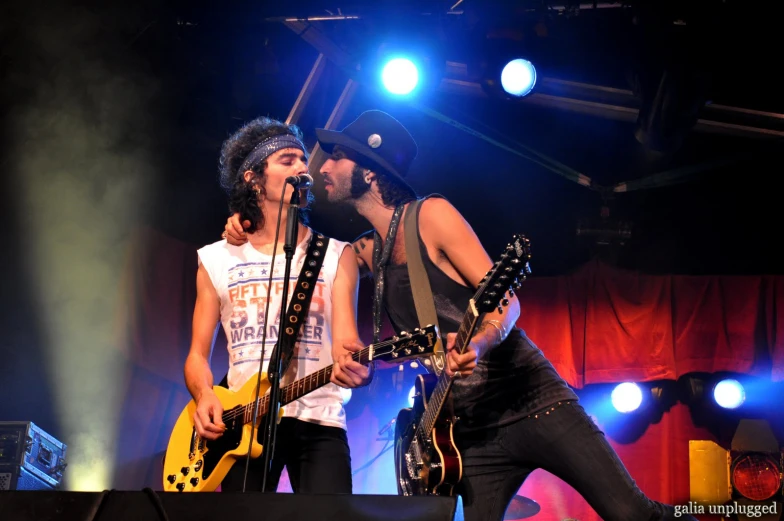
[273,230,331,376]
[403,198,445,375]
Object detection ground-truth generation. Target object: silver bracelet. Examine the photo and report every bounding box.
[484,320,507,344]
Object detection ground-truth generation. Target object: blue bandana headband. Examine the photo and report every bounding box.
[239,134,308,175]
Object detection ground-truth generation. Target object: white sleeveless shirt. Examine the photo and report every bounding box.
[197,228,350,430]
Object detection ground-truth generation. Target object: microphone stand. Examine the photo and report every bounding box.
[260,186,301,492]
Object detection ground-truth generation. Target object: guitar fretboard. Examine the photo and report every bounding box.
[236,347,371,425]
[222,328,436,427]
[417,306,480,438]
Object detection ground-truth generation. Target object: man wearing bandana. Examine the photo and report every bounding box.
[185,116,370,494]
[223,111,697,520]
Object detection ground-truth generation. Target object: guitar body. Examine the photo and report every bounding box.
[162,373,280,492]
[395,373,462,496]
[161,325,440,493]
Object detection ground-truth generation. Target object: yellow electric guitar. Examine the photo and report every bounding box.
[163,325,438,492]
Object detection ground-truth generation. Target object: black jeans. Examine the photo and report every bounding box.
[455,401,698,521]
[221,417,352,494]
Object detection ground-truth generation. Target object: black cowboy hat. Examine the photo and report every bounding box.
[315,110,418,182]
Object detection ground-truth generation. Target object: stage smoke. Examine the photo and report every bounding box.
[4,1,161,490]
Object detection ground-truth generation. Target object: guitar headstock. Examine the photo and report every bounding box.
[367,324,439,363]
[473,234,531,315]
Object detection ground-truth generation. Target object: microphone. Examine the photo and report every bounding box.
[285,173,313,188]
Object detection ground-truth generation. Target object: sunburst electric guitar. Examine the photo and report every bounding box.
[163,325,438,492]
[394,235,531,496]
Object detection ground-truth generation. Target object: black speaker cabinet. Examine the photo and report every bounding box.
[0,490,458,521]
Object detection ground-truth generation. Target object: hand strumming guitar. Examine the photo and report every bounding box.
[193,388,226,440]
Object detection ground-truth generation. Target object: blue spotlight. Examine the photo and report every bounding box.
[611,382,643,413]
[408,385,417,407]
[339,386,352,405]
[500,58,536,97]
[713,379,745,409]
[381,57,419,95]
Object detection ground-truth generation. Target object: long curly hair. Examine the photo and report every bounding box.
[218,117,313,233]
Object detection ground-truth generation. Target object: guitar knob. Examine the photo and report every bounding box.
[497,305,503,314]
[194,460,203,472]
[181,467,190,476]
[190,477,200,487]
[502,298,509,306]
[167,474,176,484]
[176,483,185,492]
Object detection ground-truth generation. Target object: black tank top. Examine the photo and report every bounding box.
[382,197,578,431]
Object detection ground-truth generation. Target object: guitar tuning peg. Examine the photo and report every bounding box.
[508,289,515,297]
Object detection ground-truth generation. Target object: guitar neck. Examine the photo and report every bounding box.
[418,302,481,437]
[239,345,373,425]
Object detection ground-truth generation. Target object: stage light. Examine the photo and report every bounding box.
[340,386,352,405]
[471,34,538,101]
[500,58,536,97]
[611,382,643,413]
[678,372,779,416]
[690,419,783,517]
[713,378,745,409]
[408,385,417,408]
[381,57,419,95]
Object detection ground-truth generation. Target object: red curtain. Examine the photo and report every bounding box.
[518,258,783,387]
[115,228,783,521]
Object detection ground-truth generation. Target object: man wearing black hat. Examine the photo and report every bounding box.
[223,110,696,521]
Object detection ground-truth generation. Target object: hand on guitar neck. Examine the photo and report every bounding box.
[443,318,506,378]
[444,333,479,378]
[332,339,374,388]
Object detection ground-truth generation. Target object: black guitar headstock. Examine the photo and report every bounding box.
[362,324,440,364]
[473,234,531,315]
